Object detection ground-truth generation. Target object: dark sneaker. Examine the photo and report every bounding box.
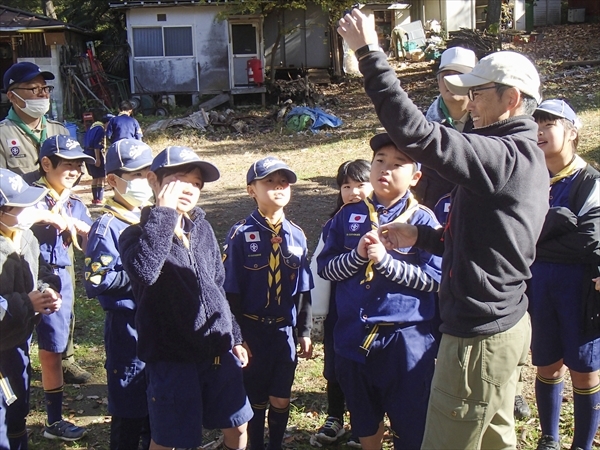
[536,435,560,450]
[43,420,87,441]
[514,395,531,420]
[62,360,91,384]
[346,434,362,448]
[315,416,345,443]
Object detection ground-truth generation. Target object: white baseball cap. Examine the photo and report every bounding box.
[438,47,477,74]
[444,51,541,103]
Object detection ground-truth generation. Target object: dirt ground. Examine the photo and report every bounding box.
[23,22,600,449]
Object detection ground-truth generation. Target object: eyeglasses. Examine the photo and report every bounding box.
[467,85,498,101]
[12,85,55,95]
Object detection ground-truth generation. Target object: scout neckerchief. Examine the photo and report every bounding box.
[101,197,141,225]
[89,121,108,155]
[0,227,21,253]
[35,177,82,251]
[550,154,587,185]
[256,210,284,307]
[438,98,456,129]
[7,107,48,146]
[361,192,419,284]
[174,213,191,249]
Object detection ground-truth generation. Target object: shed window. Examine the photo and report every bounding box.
[132,26,193,57]
[133,27,162,57]
[164,27,193,56]
[157,14,167,21]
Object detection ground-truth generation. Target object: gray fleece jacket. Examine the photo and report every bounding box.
[0,229,61,351]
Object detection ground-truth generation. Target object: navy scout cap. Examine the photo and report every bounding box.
[535,99,581,129]
[4,62,55,91]
[150,146,220,183]
[0,168,48,208]
[39,135,95,163]
[247,157,297,185]
[369,133,421,171]
[105,139,153,174]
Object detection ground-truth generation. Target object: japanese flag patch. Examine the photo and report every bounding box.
[349,213,367,223]
[7,138,22,157]
[245,232,261,242]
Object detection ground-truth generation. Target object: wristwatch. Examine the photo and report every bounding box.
[355,43,381,60]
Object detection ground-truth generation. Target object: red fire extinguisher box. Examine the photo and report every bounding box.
[247,58,264,86]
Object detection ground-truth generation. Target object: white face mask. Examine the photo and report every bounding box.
[0,207,38,231]
[116,177,153,207]
[12,92,50,119]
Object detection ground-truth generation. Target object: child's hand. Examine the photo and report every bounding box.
[297,336,313,359]
[28,288,62,314]
[593,277,600,292]
[72,219,90,236]
[233,344,249,368]
[357,231,377,259]
[38,210,68,232]
[156,180,184,210]
[366,232,387,264]
[242,341,253,359]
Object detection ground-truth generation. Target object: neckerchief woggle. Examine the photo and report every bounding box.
[35,177,82,251]
[361,192,419,284]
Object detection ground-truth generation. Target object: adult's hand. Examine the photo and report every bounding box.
[337,9,378,52]
[297,336,313,359]
[378,223,418,250]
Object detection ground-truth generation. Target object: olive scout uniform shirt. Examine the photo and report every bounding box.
[0,115,67,175]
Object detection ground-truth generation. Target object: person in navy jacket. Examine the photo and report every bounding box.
[30,135,94,441]
[318,134,442,450]
[223,157,313,450]
[528,100,600,450]
[119,146,252,450]
[106,101,142,144]
[84,139,154,450]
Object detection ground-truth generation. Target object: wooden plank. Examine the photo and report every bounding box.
[197,93,230,111]
[560,60,600,68]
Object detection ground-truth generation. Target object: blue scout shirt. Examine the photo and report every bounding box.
[30,181,93,268]
[84,122,106,154]
[106,114,142,144]
[84,198,147,418]
[433,193,451,227]
[84,198,141,311]
[223,210,313,327]
[317,192,442,364]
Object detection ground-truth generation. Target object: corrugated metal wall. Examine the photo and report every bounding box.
[534,0,562,26]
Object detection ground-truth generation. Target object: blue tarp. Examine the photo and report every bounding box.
[285,106,343,133]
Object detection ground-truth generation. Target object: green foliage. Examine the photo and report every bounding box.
[1,0,43,13]
[212,0,357,24]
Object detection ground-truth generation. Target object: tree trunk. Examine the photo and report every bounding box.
[42,0,58,19]
[269,11,283,84]
[485,0,502,32]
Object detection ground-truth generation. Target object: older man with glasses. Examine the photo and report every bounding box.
[0,62,67,178]
[0,62,93,387]
[338,9,549,450]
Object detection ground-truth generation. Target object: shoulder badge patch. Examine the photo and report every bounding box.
[245,232,260,242]
[7,138,23,158]
[349,213,367,223]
